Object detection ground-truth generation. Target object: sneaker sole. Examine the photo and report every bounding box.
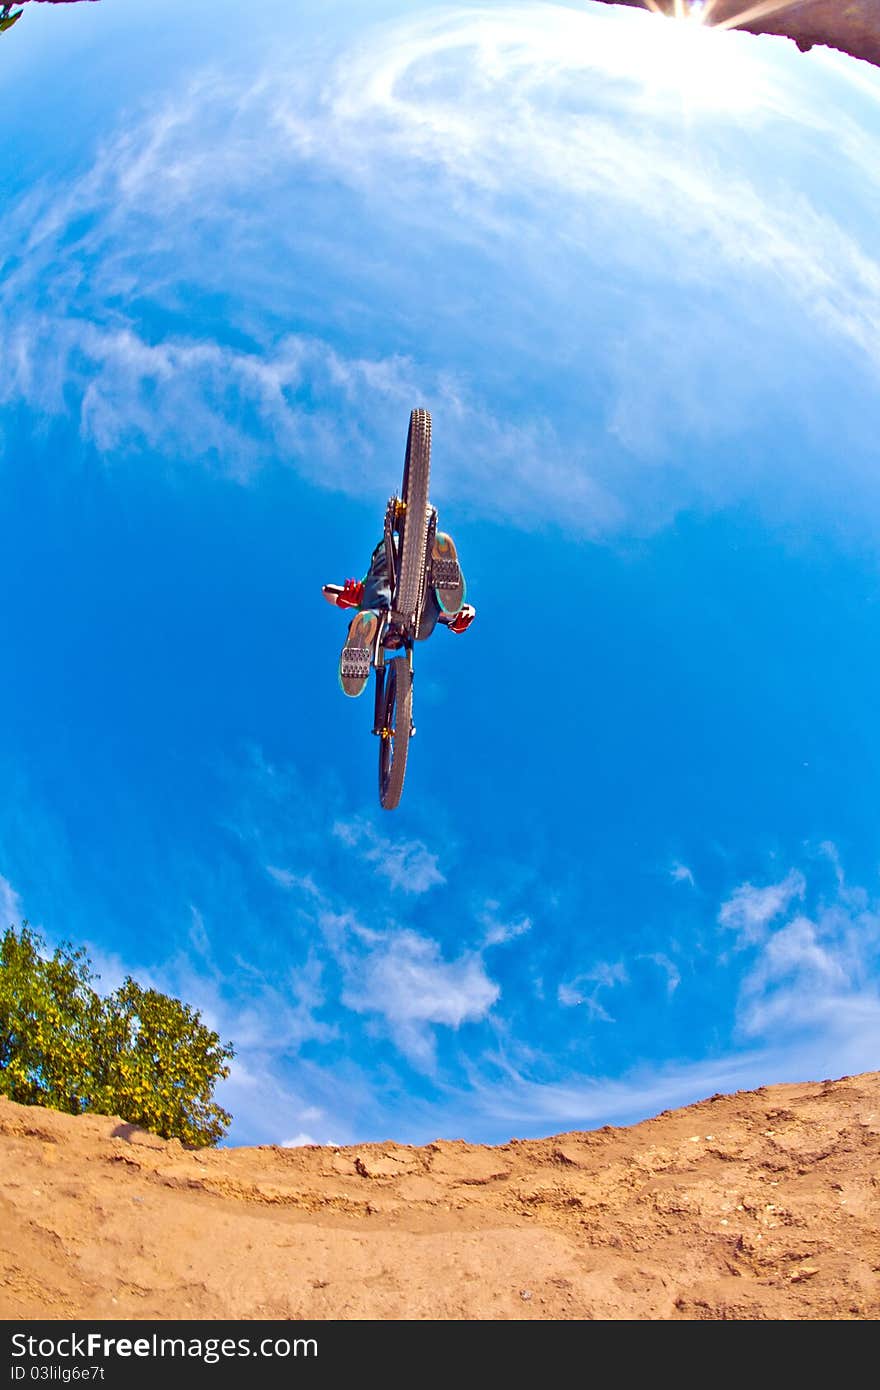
[432,533,466,615]
[339,611,379,697]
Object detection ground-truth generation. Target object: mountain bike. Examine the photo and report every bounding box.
[372,407,435,810]
[325,408,466,809]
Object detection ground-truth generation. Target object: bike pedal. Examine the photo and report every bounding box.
[340,646,371,679]
[432,557,461,589]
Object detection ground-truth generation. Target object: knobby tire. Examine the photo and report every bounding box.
[378,659,413,811]
[395,409,431,626]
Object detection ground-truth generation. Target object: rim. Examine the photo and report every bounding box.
[379,661,401,792]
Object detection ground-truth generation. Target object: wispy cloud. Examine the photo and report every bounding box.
[4,5,880,534]
[0,874,22,929]
[478,901,532,948]
[281,1131,340,1149]
[421,855,880,1139]
[285,5,880,376]
[670,861,696,887]
[440,1046,781,1136]
[735,880,880,1046]
[640,951,682,995]
[718,869,805,944]
[332,818,445,894]
[8,731,880,1146]
[336,924,499,1069]
[471,852,880,1139]
[83,897,349,1144]
[557,959,628,1020]
[234,758,501,1075]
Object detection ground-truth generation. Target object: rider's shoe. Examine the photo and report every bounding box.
[339,609,379,697]
[323,578,364,610]
[445,603,475,634]
[430,532,466,616]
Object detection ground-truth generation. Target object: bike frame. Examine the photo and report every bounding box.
[370,499,437,739]
[371,631,413,738]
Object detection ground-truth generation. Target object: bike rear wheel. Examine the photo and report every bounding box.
[378,659,413,811]
[395,409,431,627]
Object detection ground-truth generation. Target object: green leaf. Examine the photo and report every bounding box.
[0,924,234,1145]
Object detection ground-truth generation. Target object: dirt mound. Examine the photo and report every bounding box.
[1,1072,878,1320]
[596,2,880,72]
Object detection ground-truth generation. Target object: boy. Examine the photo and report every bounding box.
[323,530,475,696]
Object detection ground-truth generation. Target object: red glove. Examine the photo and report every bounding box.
[337,578,365,609]
[447,606,475,634]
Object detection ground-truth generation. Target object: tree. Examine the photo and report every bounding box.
[0,923,233,1146]
[91,979,234,1147]
[0,923,96,1112]
[2,3,101,39]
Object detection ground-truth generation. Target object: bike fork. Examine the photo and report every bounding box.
[370,636,415,739]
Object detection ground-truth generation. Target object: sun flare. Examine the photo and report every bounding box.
[627,1,768,113]
[643,0,708,23]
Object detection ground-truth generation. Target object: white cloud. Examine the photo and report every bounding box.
[425,848,880,1135]
[588,960,629,989]
[401,862,880,1138]
[266,865,296,889]
[670,861,695,887]
[735,882,880,1046]
[818,839,846,889]
[718,869,805,944]
[431,1027,863,1141]
[4,5,880,536]
[745,913,848,994]
[287,5,880,372]
[0,874,22,928]
[641,951,682,995]
[341,928,499,1068]
[446,1047,778,1134]
[0,318,446,491]
[111,901,345,1142]
[8,885,355,1148]
[557,981,584,1009]
[218,1052,356,1150]
[557,959,628,1020]
[281,1131,340,1148]
[266,866,324,901]
[1,306,622,530]
[479,902,532,948]
[332,818,445,894]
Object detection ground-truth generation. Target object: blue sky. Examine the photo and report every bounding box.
[2,0,880,1145]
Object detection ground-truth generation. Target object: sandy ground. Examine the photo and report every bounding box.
[1,1072,878,1320]
[594,2,880,72]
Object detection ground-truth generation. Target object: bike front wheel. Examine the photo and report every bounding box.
[395,408,431,628]
[378,659,413,811]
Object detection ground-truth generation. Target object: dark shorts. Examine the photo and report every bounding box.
[361,540,440,641]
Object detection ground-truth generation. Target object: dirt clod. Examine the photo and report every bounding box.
[1,1072,878,1320]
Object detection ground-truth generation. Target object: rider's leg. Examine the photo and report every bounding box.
[323,538,391,612]
[360,538,392,613]
[416,586,441,642]
[332,541,391,695]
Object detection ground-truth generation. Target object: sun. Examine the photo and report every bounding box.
[625,0,770,114]
[641,0,712,24]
